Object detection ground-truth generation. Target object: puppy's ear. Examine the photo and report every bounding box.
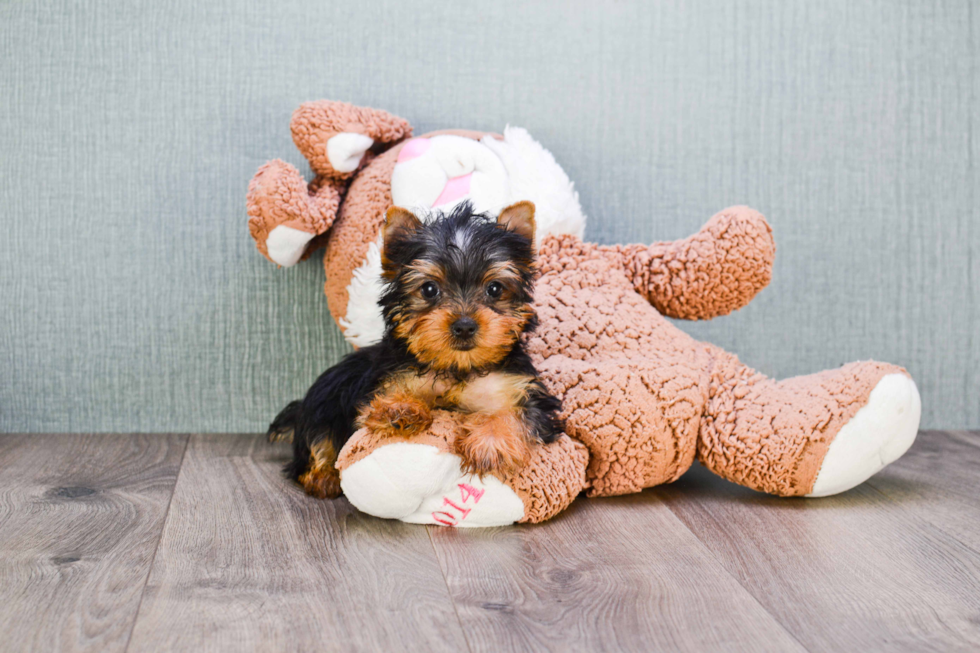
[497,201,536,244]
[383,206,422,251]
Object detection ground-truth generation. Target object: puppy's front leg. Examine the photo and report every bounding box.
[452,373,534,477]
[358,371,434,439]
[456,411,531,477]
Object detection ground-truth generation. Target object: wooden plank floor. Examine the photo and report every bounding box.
[1,431,978,652]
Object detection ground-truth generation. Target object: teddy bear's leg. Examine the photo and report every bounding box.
[290,101,413,179]
[698,349,921,497]
[246,162,344,267]
[535,356,707,498]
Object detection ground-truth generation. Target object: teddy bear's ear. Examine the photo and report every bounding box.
[497,201,536,244]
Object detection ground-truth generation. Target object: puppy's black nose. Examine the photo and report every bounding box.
[451,316,478,339]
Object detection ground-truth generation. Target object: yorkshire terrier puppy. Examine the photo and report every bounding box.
[269,201,563,499]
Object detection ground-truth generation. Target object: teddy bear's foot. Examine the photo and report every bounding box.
[326,132,374,173]
[339,440,526,527]
[335,411,589,526]
[808,373,921,497]
[265,225,316,267]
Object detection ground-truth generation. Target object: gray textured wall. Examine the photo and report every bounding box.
[1,0,977,432]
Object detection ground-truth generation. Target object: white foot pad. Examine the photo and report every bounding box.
[266,225,315,267]
[327,132,374,173]
[808,373,921,497]
[340,443,525,527]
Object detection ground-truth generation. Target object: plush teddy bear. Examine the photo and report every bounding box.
[247,101,921,526]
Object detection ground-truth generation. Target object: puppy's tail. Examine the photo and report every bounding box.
[267,400,302,444]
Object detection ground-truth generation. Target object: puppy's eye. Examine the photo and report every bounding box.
[486,281,504,299]
[420,281,440,299]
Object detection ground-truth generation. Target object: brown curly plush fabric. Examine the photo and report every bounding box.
[504,431,590,523]
[614,207,775,319]
[246,161,345,261]
[246,102,413,267]
[527,229,908,497]
[321,145,401,327]
[291,100,413,179]
[528,227,754,497]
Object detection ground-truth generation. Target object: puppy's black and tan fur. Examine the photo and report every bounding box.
[269,201,563,499]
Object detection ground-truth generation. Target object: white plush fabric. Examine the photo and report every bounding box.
[481,126,586,240]
[808,373,921,497]
[341,128,588,347]
[390,135,510,214]
[326,132,374,173]
[266,225,315,268]
[340,443,525,526]
[337,234,386,347]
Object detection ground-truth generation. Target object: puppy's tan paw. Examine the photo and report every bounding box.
[456,412,530,478]
[360,392,433,439]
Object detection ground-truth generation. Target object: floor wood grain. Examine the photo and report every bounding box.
[125,433,469,653]
[0,433,187,653]
[426,494,805,653]
[1,431,979,652]
[865,431,980,554]
[656,431,980,652]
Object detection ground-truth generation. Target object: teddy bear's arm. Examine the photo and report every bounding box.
[605,206,776,320]
[290,101,412,179]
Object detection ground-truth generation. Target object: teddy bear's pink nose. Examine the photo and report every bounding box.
[397,137,431,163]
[433,173,472,207]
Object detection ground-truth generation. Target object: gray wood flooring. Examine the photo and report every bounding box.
[1,431,978,652]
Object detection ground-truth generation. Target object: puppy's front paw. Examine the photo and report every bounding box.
[360,393,433,439]
[456,413,530,478]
